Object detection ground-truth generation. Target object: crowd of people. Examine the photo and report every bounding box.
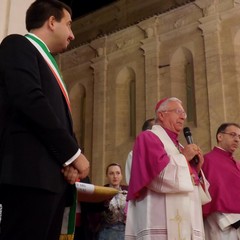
[72,98,240,240]
[1,1,240,240]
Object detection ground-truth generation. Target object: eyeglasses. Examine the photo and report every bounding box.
[161,108,187,119]
[221,132,240,140]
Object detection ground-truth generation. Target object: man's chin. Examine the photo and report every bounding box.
[176,125,184,132]
[59,45,68,53]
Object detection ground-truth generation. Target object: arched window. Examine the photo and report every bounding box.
[170,47,196,125]
[115,67,136,146]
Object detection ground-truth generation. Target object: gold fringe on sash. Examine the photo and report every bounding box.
[59,234,74,240]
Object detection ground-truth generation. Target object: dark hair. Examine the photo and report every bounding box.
[216,122,240,142]
[106,163,122,175]
[26,0,72,32]
[142,118,154,131]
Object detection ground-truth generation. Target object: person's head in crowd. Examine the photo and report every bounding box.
[216,122,240,153]
[106,163,123,188]
[141,118,155,131]
[155,97,187,134]
[26,0,75,54]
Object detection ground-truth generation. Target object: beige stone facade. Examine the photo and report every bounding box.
[59,0,240,185]
[2,0,240,185]
[69,0,196,48]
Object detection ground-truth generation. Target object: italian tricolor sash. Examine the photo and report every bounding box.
[25,33,75,240]
[59,189,77,240]
[25,33,71,111]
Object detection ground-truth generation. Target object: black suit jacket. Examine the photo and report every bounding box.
[0,34,79,193]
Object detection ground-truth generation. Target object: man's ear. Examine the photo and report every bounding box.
[157,111,164,122]
[48,16,56,31]
[217,133,222,143]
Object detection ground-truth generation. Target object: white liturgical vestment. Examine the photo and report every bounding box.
[125,125,211,240]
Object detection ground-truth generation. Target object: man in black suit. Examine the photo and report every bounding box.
[0,1,89,240]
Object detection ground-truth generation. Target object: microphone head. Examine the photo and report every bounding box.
[183,127,192,138]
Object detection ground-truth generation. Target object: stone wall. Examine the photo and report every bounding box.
[59,0,240,184]
[69,0,194,48]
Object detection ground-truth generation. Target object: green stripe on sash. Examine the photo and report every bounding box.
[25,34,66,88]
[67,189,77,234]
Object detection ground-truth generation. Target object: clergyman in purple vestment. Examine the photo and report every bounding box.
[202,122,240,240]
[125,97,211,240]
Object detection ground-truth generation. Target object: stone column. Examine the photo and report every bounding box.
[199,15,225,145]
[89,39,108,185]
[0,0,34,41]
[138,19,161,118]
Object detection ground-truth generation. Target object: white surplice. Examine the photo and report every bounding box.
[204,212,240,240]
[125,125,210,240]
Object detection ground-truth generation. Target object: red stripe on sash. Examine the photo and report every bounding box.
[46,61,71,112]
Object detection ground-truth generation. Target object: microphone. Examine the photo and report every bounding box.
[183,127,199,165]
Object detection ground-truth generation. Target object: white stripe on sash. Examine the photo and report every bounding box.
[25,34,71,111]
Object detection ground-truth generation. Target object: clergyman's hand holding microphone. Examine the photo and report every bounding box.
[183,127,199,165]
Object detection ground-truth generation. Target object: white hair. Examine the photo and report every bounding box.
[155,97,182,121]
